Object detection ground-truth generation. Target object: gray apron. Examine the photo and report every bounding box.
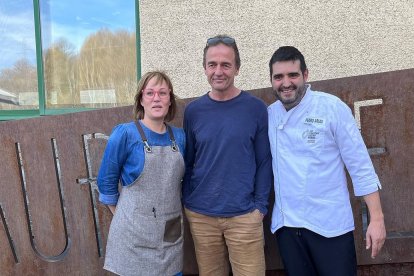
[104,122,185,276]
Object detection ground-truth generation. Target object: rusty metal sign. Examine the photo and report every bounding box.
[1,69,413,275]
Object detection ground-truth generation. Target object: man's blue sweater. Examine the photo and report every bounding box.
[183,91,272,217]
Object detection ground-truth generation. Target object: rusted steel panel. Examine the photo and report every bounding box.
[308,69,414,266]
[0,69,413,275]
[0,100,188,275]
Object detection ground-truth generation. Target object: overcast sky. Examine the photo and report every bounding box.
[0,0,135,70]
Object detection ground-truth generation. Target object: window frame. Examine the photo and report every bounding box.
[0,0,141,121]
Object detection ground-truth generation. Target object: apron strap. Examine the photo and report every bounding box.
[165,124,178,152]
[135,121,152,153]
[135,121,178,152]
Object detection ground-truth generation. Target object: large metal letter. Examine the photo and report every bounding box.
[353,99,385,236]
[77,133,109,257]
[354,99,386,156]
[0,204,19,263]
[15,139,71,262]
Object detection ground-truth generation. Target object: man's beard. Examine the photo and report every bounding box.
[273,84,298,104]
[272,84,306,108]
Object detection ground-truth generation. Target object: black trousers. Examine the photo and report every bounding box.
[276,227,357,276]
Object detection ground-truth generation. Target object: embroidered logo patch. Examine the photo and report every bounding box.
[302,129,321,144]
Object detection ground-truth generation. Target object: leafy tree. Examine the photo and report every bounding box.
[0,29,137,110]
[0,58,37,93]
[43,38,77,107]
[76,29,137,107]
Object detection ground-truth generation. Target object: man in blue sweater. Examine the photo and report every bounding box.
[183,35,272,276]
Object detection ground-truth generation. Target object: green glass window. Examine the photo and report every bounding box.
[40,0,137,109]
[0,0,139,120]
[0,1,39,111]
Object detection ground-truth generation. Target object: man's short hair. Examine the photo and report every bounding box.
[269,46,307,76]
[203,35,241,69]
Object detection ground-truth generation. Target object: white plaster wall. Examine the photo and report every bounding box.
[139,0,414,98]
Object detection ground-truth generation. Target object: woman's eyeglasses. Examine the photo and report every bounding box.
[142,90,170,99]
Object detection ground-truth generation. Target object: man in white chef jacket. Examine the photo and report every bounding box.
[267,46,386,276]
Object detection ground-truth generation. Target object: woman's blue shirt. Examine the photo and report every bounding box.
[97,121,185,205]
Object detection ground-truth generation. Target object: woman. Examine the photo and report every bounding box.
[97,71,185,276]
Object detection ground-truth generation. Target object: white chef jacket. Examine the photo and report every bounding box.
[268,85,381,237]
